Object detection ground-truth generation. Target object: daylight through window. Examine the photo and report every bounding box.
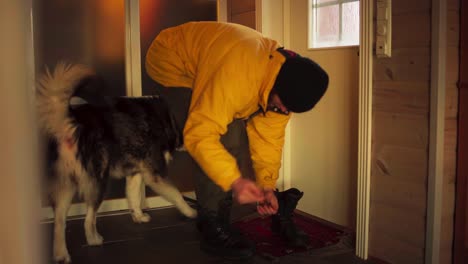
[309,0,360,48]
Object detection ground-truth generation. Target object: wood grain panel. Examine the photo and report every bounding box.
[446,85,459,119]
[444,148,457,184]
[447,46,461,84]
[370,203,426,247]
[448,0,460,11]
[371,174,427,214]
[372,144,428,184]
[392,0,430,14]
[373,85,429,114]
[448,11,460,46]
[373,111,428,149]
[392,13,431,48]
[374,47,430,66]
[369,204,425,264]
[374,62,430,82]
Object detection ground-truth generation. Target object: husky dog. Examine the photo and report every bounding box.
[37,63,197,263]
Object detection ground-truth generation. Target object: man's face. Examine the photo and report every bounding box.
[267,93,289,115]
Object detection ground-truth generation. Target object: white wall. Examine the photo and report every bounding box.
[259,0,358,228]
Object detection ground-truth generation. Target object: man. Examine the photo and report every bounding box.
[145,21,329,260]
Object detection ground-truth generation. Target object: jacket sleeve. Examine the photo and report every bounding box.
[183,69,243,192]
[246,112,290,189]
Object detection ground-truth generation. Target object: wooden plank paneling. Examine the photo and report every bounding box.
[372,145,428,184]
[373,83,429,115]
[374,63,430,82]
[448,0,460,11]
[373,111,428,149]
[371,174,427,214]
[375,47,430,66]
[369,204,425,264]
[448,10,460,46]
[370,203,426,247]
[446,85,459,119]
[392,13,431,48]
[392,0,430,15]
[445,119,458,154]
[372,0,460,262]
[447,47,461,84]
[370,1,432,262]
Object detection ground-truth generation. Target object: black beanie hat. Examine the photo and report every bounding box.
[272,49,329,113]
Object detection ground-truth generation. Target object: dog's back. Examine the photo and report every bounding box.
[70,96,182,180]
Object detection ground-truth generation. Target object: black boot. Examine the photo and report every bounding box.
[272,188,310,248]
[197,198,255,260]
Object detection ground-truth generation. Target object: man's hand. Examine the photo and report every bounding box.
[256,189,278,216]
[231,178,264,204]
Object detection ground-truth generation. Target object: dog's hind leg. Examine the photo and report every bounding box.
[83,181,104,246]
[52,182,76,263]
[126,173,151,223]
[142,173,197,218]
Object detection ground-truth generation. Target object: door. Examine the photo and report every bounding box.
[454,0,468,262]
[287,0,359,228]
[36,0,218,217]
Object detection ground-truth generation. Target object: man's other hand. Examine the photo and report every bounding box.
[231,178,264,204]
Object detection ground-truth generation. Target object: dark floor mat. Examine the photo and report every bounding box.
[233,213,347,258]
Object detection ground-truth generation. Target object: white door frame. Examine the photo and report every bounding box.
[356,0,373,259]
[253,0,373,259]
[425,0,446,263]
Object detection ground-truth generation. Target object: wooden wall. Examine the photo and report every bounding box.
[370,0,460,263]
[369,0,431,263]
[227,0,256,29]
[228,1,461,262]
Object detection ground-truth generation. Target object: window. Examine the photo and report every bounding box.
[309,0,360,48]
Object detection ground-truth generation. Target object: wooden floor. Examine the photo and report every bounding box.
[42,205,370,264]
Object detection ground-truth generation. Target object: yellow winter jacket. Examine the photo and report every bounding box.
[146,22,290,191]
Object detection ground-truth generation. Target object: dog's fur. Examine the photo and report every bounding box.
[37,63,197,263]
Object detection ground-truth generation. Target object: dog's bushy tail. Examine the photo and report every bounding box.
[36,63,94,139]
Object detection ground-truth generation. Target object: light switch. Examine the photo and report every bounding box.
[377,21,387,36]
[376,0,391,58]
[377,6,388,20]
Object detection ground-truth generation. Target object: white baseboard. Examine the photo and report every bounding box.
[41,191,196,223]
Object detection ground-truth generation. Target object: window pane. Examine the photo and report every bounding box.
[139,0,217,197]
[315,5,340,44]
[310,0,360,48]
[342,1,360,45]
[316,0,337,4]
[139,0,217,96]
[33,0,126,97]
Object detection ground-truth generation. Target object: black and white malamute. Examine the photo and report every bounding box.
[36,63,196,263]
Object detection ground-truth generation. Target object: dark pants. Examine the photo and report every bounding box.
[160,87,255,213]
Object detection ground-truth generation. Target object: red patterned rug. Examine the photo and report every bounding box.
[232,213,346,258]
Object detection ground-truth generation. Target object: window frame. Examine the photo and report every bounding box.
[308,0,360,49]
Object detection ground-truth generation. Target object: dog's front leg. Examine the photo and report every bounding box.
[126,174,151,223]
